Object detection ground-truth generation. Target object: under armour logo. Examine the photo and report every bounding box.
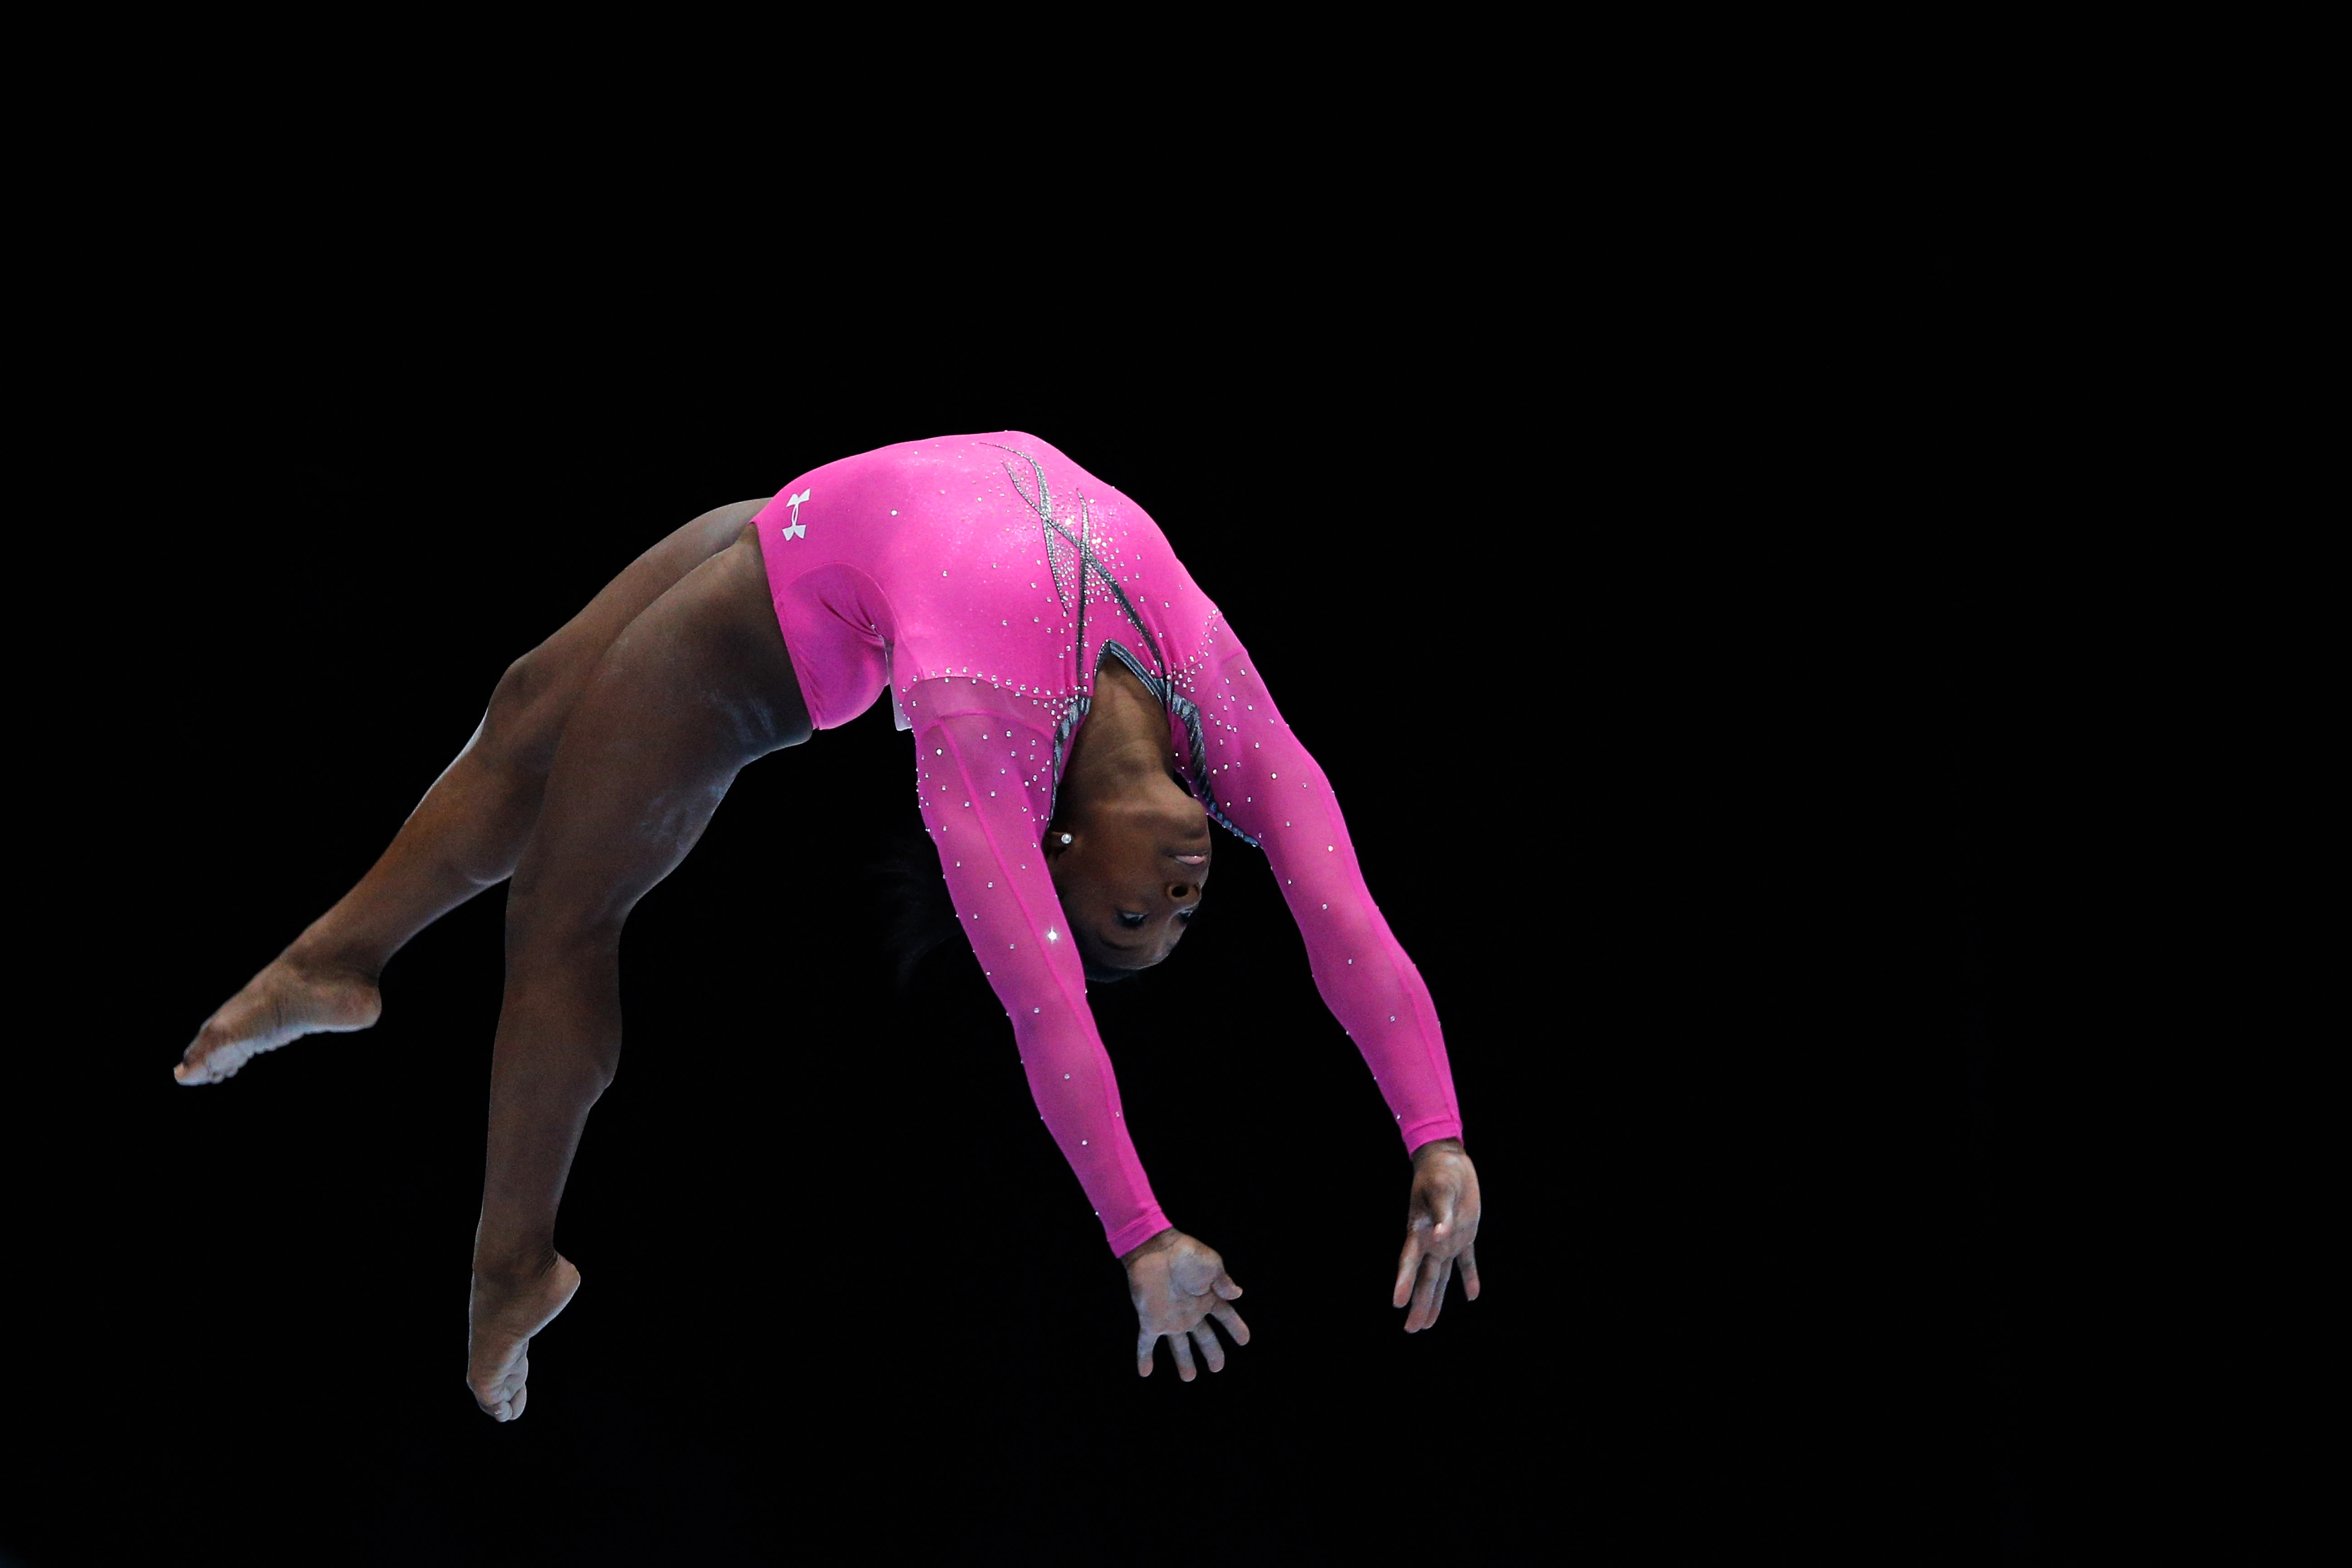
[780,489,811,539]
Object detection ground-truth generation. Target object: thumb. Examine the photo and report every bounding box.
[1433,1190,1455,1239]
[1215,1278,1243,1299]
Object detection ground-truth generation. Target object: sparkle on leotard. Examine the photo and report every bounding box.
[748,433,1465,1257]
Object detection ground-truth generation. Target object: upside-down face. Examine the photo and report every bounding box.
[1046,782,1212,977]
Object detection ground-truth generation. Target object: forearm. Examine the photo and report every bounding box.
[1002,1000,1171,1258]
[1296,909,1464,1151]
[474,951,620,1276]
[1225,733,1462,1148]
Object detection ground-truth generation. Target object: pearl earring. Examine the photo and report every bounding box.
[1059,833,1073,844]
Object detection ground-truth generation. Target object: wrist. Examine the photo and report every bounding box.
[1411,1136,1465,1162]
[1119,1226,1180,1268]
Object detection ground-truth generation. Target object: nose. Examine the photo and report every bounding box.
[1167,881,1196,902]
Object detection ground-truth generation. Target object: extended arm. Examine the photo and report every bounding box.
[1188,627,1483,1328]
[916,697,1262,1377]
[1194,638,1465,1154]
[914,701,1173,1257]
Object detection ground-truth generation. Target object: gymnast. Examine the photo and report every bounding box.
[173,432,1484,1420]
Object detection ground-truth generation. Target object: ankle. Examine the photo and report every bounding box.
[279,932,385,986]
[473,1241,562,1288]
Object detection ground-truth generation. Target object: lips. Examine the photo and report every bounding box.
[1172,853,1207,867]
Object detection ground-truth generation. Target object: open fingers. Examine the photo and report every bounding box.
[1136,1326,1157,1377]
[1462,1243,1481,1301]
[1188,1323,1226,1374]
[1208,1300,1251,1345]
[1405,1252,1448,1333]
[1393,1232,1425,1308]
[1170,1332,1198,1382]
[1404,1253,1434,1331]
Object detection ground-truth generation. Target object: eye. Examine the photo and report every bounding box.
[1117,911,1147,929]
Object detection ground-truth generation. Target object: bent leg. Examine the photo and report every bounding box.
[465,534,805,1419]
[303,497,777,944]
[178,497,772,1085]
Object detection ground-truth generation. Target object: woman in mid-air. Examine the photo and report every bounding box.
[174,431,1484,1420]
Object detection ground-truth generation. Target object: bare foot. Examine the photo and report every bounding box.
[174,952,382,1085]
[467,1254,583,1422]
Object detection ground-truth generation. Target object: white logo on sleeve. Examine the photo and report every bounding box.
[780,490,811,539]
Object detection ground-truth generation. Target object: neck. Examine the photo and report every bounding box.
[1062,665,1175,813]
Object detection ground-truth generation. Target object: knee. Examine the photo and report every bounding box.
[481,647,578,777]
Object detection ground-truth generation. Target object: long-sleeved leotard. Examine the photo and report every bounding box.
[751,433,1463,1257]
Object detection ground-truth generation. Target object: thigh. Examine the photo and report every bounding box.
[495,500,771,755]
[546,498,769,662]
[505,534,808,949]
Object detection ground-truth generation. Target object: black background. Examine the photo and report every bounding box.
[3,173,2182,1565]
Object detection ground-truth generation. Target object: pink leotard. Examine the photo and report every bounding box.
[751,433,1463,1257]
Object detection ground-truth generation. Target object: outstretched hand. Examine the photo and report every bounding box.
[1394,1138,1482,1332]
[1122,1228,1250,1380]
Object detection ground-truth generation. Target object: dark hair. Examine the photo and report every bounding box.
[864,824,1137,998]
